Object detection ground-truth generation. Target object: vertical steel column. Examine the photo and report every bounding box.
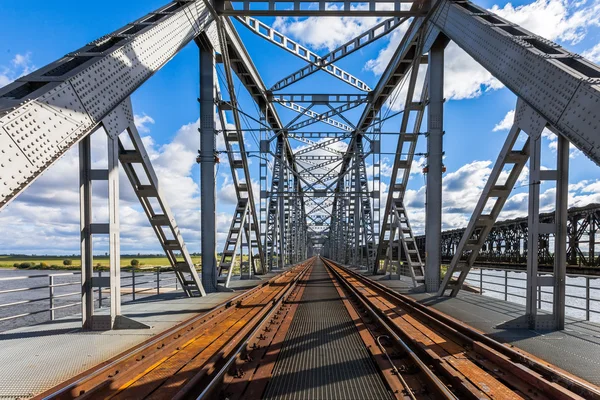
[199,42,217,293]
[526,134,542,325]
[79,136,93,329]
[554,135,569,329]
[107,133,121,320]
[354,152,361,267]
[425,40,444,292]
[278,149,286,268]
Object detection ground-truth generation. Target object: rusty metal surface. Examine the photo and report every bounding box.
[263,259,393,400]
[324,258,599,400]
[35,259,315,400]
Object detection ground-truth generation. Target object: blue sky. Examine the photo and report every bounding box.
[0,0,599,255]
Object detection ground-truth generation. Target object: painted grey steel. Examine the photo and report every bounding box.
[216,0,428,17]
[214,17,265,286]
[236,16,370,92]
[376,57,427,279]
[0,0,213,209]
[424,38,444,293]
[79,135,94,329]
[430,0,600,166]
[555,135,569,329]
[117,103,204,298]
[273,17,408,91]
[438,100,534,297]
[277,100,353,132]
[199,39,218,294]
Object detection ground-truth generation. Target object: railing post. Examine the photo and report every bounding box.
[156,268,160,295]
[586,277,590,321]
[175,271,178,291]
[98,270,103,308]
[504,270,508,301]
[479,269,483,293]
[132,268,136,301]
[49,276,55,321]
[537,280,542,309]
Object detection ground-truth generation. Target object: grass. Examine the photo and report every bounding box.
[0,255,203,270]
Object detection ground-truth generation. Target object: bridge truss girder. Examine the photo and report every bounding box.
[1,0,600,332]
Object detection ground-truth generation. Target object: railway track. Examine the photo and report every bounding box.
[322,257,600,400]
[34,256,600,399]
[35,257,316,400]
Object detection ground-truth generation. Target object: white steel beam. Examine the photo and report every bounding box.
[236,17,370,92]
[0,0,213,209]
[273,17,408,91]
[276,101,353,132]
[217,0,428,17]
[431,0,600,166]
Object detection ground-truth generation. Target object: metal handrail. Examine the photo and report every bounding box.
[0,266,180,327]
[462,267,600,321]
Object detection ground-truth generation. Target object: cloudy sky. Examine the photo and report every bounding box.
[0,0,599,255]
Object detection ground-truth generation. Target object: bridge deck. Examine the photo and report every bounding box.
[263,260,392,400]
[367,272,600,387]
[0,275,277,400]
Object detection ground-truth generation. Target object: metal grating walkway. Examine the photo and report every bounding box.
[263,261,392,399]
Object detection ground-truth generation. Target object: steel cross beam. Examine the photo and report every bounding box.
[287,99,366,131]
[273,16,408,91]
[270,94,369,103]
[214,17,265,279]
[294,136,348,157]
[429,0,600,166]
[330,17,428,254]
[216,1,429,18]
[276,100,353,132]
[236,17,369,92]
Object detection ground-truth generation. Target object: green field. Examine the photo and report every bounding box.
[0,255,203,270]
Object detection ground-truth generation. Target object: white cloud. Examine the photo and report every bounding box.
[0,113,237,254]
[0,52,36,89]
[272,10,383,51]
[134,114,155,133]
[493,109,515,132]
[443,43,505,100]
[367,0,600,103]
[491,0,600,45]
[364,24,409,75]
[583,43,600,62]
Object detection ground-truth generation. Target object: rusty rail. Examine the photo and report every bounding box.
[322,257,600,400]
[35,257,316,400]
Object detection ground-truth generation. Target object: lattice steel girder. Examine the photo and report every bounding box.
[294,136,349,156]
[270,94,369,103]
[430,0,600,166]
[0,0,213,208]
[331,16,426,218]
[375,57,427,271]
[438,99,535,297]
[287,100,365,131]
[236,17,369,92]
[274,17,408,91]
[211,17,299,170]
[214,18,265,275]
[276,100,353,132]
[216,0,429,17]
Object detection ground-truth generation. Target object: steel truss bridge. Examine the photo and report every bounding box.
[1,0,600,334]
[416,203,600,268]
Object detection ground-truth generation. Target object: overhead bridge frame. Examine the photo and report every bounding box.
[1,0,600,331]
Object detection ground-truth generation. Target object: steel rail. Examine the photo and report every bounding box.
[322,258,456,399]
[324,257,600,400]
[35,259,315,400]
[194,258,314,399]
